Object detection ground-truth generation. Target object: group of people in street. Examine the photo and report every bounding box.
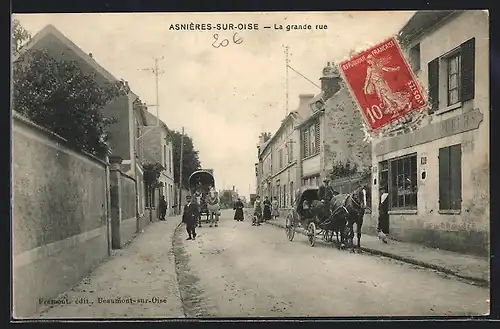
[250,195,279,226]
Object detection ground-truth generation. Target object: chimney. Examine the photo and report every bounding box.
[298,94,315,107]
[89,53,93,58]
[320,62,342,100]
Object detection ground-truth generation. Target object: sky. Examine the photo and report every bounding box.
[15,11,414,200]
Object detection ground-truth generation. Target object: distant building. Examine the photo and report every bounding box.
[370,10,489,256]
[141,110,175,217]
[256,111,302,209]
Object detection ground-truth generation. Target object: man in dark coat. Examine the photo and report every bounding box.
[318,177,336,219]
[182,195,199,240]
[159,195,167,221]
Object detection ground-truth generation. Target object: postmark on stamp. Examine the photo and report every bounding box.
[339,37,427,133]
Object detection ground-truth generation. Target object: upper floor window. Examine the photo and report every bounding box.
[427,37,475,114]
[302,120,321,158]
[446,53,461,106]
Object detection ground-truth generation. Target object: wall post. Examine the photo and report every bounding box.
[109,156,123,249]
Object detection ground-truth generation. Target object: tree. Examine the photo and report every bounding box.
[170,130,202,188]
[12,18,31,57]
[219,189,234,208]
[13,49,129,158]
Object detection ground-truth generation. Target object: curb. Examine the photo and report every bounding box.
[265,220,489,288]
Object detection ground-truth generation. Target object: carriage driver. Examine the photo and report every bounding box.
[318,176,336,217]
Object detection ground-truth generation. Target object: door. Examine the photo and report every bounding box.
[379,161,389,233]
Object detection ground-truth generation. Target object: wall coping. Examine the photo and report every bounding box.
[13,111,109,167]
[120,170,136,182]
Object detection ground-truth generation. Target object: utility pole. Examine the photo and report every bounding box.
[285,45,289,117]
[178,127,185,211]
[139,56,164,126]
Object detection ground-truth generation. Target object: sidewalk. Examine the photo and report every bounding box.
[33,217,185,319]
[265,217,490,287]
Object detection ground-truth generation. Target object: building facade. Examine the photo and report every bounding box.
[370,10,489,256]
[297,63,372,189]
[257,112,301,209]
[141,110,175,217]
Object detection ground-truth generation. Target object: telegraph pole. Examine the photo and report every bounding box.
[178,127,185,211]
[285,45,289,117]
[140,56,164,126]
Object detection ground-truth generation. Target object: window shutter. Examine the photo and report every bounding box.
[303,129,309,157]
[449,144,462,210]
[460,37,475,102]
[438,147,450,210]
[315,121,321,153]
[428,58,440,114]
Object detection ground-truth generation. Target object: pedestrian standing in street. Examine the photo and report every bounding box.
[253,196,262,226]
[271,196,279,220]
[378,185,389,243]
[182,195,199,240]
[233,198,244,221]
[262,196,272,221]
[159,195,167,221]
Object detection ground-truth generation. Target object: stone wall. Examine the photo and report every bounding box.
[12,114,109,318]
[322,86,372,177]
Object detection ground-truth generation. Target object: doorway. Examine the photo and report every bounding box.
[378,160,390,234]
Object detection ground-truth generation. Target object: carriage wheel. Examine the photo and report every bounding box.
[285,215,295,241]
[308,222,317,247]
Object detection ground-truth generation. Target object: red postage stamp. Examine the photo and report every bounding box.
[339,37,427,132]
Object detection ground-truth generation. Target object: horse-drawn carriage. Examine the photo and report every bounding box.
[285,185,368,250]
[188,169,220,227]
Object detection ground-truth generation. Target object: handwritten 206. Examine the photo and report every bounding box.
[212,33,243,48]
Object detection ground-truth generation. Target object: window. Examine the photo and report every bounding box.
[427,38,475,114]
[309,125,316,156]
[409,43,421,71]
[168,149,172,174]
[439,144,462,211]
[163,145,167,169]
[279,149,283,168]
[302,120,321,158]
[145,183,156,208]
[447,53,461,106]
[288,141,294,162]
[389,154,417,209]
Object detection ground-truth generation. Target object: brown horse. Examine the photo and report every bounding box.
[328,185,368,251]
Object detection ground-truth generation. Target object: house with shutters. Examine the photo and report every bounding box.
[296,62,371,188]
[256,112,301,209]
[370,10,489,256]
[141,109,175,218]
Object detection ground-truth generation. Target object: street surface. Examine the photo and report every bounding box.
[174,210,489,317]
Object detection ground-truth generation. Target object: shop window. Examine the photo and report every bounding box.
[389,154,417,210]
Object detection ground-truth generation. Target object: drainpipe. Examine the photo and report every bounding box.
[104,156,112,256]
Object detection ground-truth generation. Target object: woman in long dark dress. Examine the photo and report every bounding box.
[378,187,389,243]
[262,196,272,221]
[233,198,244,221]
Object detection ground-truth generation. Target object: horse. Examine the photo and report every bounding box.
[328,185,368,251]
[207,195,220,227]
